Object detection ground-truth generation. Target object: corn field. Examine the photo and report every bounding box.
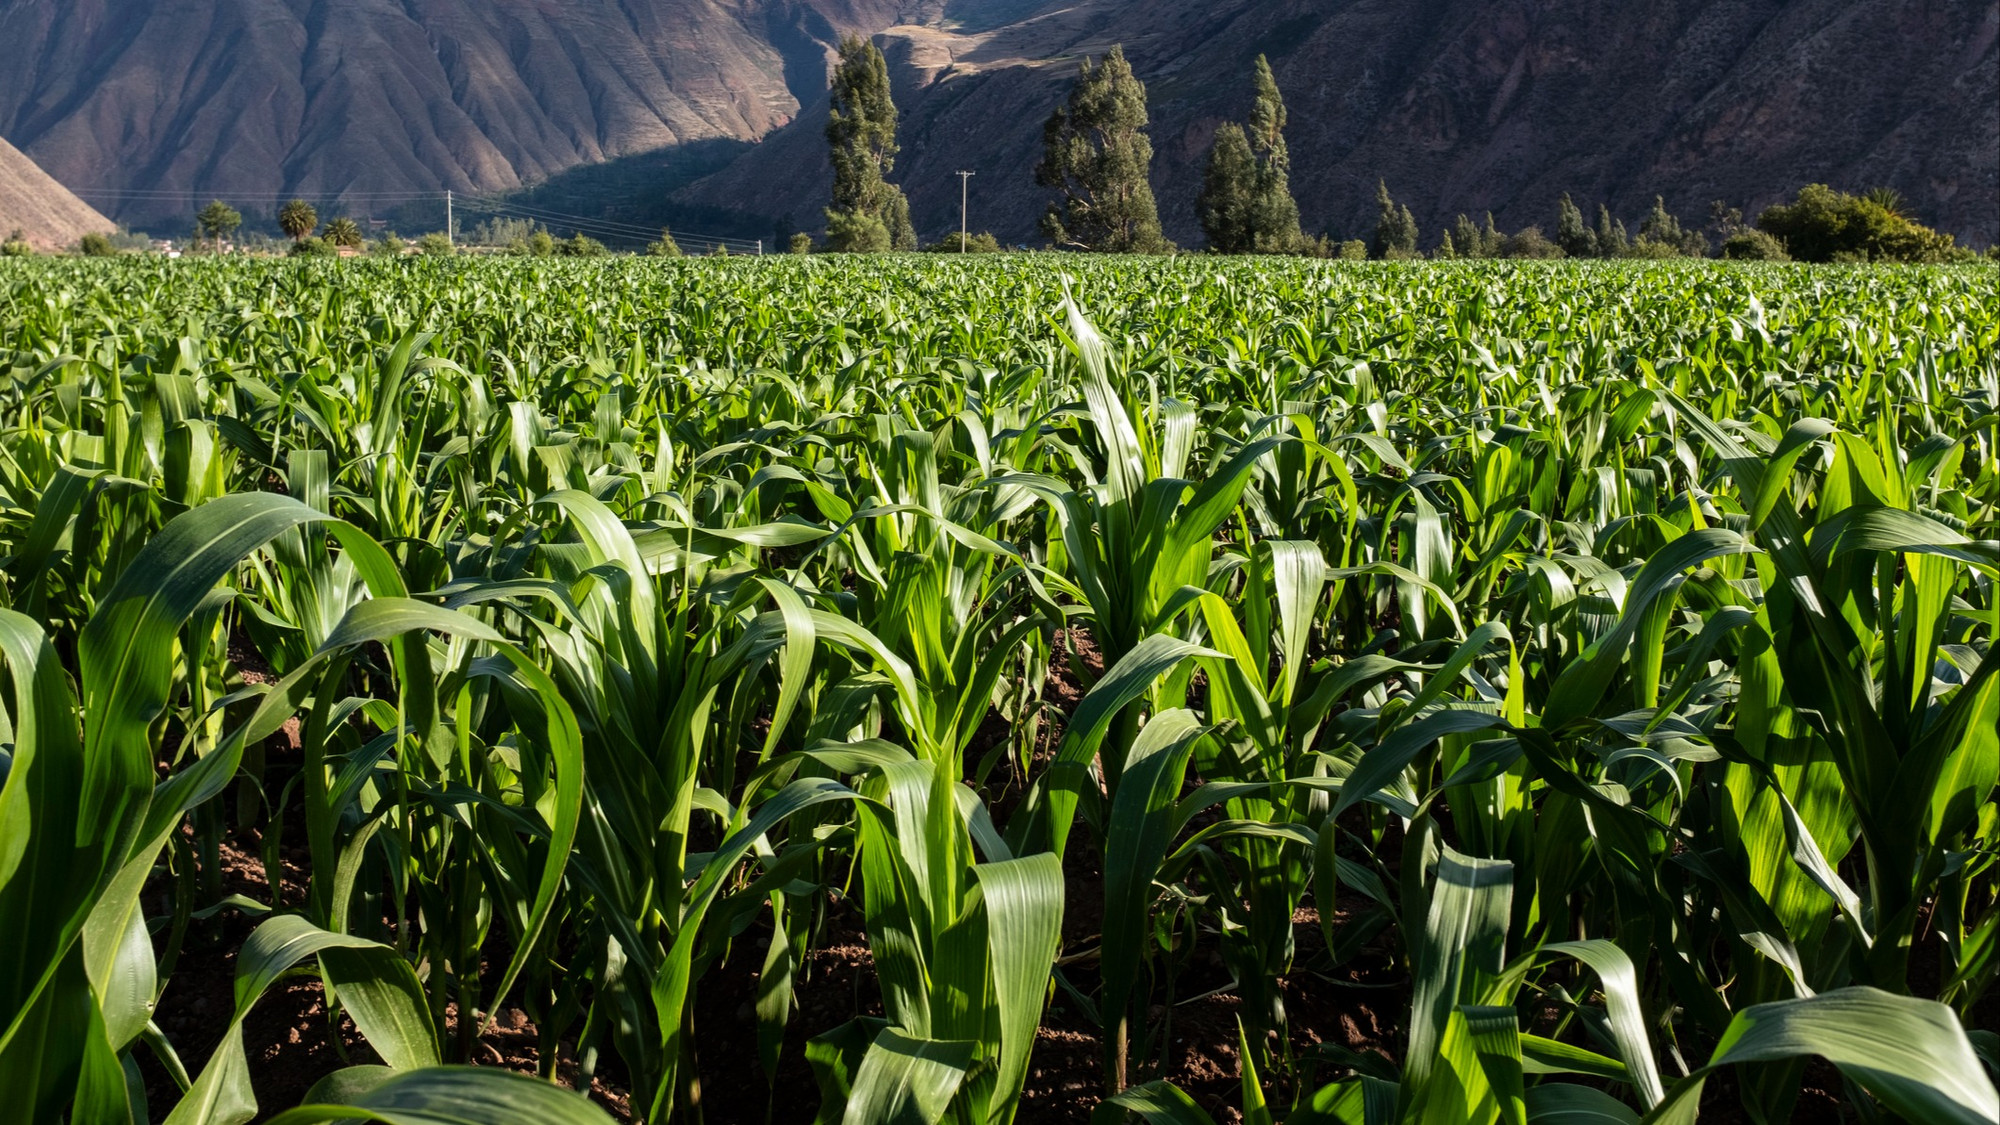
[0,255,1996,1125]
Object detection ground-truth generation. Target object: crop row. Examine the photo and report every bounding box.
[0,256,1995,1124]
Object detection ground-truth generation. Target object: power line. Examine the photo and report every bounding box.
[463,204,758,250]
[67,184,769,250]
[69,188,442,201]
[459,198,763,250]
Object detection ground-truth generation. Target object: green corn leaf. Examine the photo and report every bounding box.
[1100,709,1208,1092]
[263,1066,618,1124]
[838,1028,977,1125]
[974,853,1064,1125]
[1643,987,1998,1125]
[1408,849,1514,1089]
[1525,1084,1639,1124]
[1104,1080,1219,1125]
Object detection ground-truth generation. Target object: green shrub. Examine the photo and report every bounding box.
[371,232,407,257]
[1500,226,1565,259]
[1758,184,1959,263]
[646,229,682,257]
[1624,238,1686,259]
[1,230,31,257]
[287,236,336,258]
[924,231,1003,253]
[78,231,119,257]
[1722,229,1790,261]
[554,233,609,258]
[789,232,814,254]
[415,232,455,257]
[1337,239,1367,260]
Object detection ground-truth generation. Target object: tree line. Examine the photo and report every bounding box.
[816,36,1988,263]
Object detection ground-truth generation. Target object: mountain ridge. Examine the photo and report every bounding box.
[0,0,1991,244]
[676,0,1999,245]
[0,134,113,249]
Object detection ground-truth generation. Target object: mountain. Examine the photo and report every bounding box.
[0,134,112,249]
[1,0,1992,245]
[0,0,910,228]
[675,0,2000,246]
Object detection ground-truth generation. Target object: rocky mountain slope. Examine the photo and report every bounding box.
[1,0,1991,244]
[0,0,910,228]
[678,0,1999,245]
[0,135,112,249]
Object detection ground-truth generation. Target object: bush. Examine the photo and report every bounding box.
[288,237,336,258]
[554,233,610,258]
[789,232,814,255]
[78,231,119,257]
[646,229,682,257]
[2,229,32,257]
[371,232,407,257]
[1722,229,1789,261]
[925,231,1003,253]
[1624,238,1686,260]
[1337,239,1368,261]
[1500,226,1564,259]
[1758,184,1959,263]
[415,233,455,257]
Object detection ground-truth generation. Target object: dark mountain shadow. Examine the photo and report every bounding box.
[382,137,783,247]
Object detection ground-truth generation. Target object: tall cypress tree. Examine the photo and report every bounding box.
[1244,55,1302,252]
[1036,45,1169,253]
[825,35,915,252]
[1197,124,1256,253]
[1595,204,1630,257]
[1555,193,1594,257]
[1373,181,1418,258]
[1200,56,1302,254]
[1450,213,1486,258]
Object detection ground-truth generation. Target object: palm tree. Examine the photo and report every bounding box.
[278,199,318,242]
[1862,187,1908,219]
[323,217,363,249]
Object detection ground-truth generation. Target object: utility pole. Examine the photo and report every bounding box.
[957,171,974,253]
[446,189,454,246]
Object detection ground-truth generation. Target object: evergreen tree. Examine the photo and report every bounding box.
[647,228,683,257]
[195,200,242,251]
[1445,212,1503,258]
[1197,123,1256,253]
[1243,55,1302,252]
[1594,204,1629,257]
[826,209,891,254]
[1450,213,1484,258]
[1036,45,1169,253]
[825,35,915,252]
[1555,194,1594,258]
[1372,181,1418,258]
[1635,196,1707,257]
